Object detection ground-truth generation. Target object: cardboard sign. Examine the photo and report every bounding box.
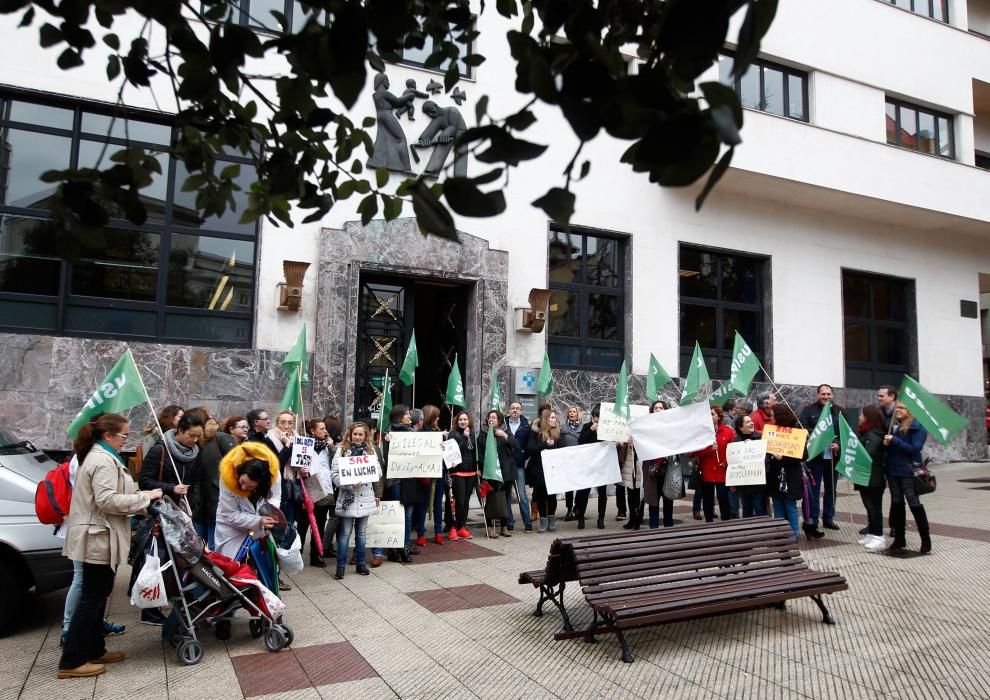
[761,425,809,460]
[542,442,621,494]
[725,440,767,486]
[366,500,404,548]
[597,402,650,443]
[336,454,381,486]
[628,402,715,461]
[290,436,315,470]
[442,439,462,469]
[387,432,444,478]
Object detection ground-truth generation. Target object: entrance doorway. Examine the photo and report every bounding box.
[355,273,470,428]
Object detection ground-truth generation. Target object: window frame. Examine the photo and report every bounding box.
[718,52,809,123]
[0,88,259,347]
[884,0,949,23]
[393,23,476,79]
[885,97,955,159]
[547,226,627,372]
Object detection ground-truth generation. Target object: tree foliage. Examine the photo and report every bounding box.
[0,0,778,241]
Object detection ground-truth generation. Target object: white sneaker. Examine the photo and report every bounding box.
[857,535,872,545]
[865,536,887,552]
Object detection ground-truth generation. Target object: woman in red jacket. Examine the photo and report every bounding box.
[692,405,736,522]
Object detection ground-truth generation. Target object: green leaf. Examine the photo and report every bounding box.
[103,33,120,51]
[367,49,385,72]
[695,146,733,211]
[505,109,536,131]
[18,6,34,27]
[471,168,503,186]
[476,132,547,166]
[709,104,741,146]
[383,194,403,220]
[106,55,120,81]
[182,173,207,192]
[357,193,378,225]
[735,0,779,77]
[220,163,241,179]
[579,160,590,180]
[57,47,84,70]
[40,23,62,48]
[443,176,506,217]
[375,167,389,188]
[462,54,486,67]
[532,187,575,226]
[444,60,460,93]
[496,0,519,18]
[409,179,458,241]
[475,95,489,124]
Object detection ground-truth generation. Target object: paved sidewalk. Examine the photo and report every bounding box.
[5,461,990,699]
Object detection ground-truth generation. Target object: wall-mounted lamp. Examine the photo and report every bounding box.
[277,260,311,312]
[515,288,552,333]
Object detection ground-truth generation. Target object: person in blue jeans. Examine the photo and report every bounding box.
[330,422,380,579]
[732,414,767,517]
[798,384,842,536]
[504,402,533,532]
[413,405,451,545]
[765,405,804,541]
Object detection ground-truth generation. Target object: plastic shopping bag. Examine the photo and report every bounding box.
[129,540,172,609]
[275,532,304,576]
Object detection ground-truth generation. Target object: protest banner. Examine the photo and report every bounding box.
[542,442,621,494]
[628,402,714,461]
[289,436,315,470]
[366,500,404,548]
[336,453,382,486]
[386,431,444,478]
[762,425,809,459]
[598,401,650,443]
[725,440,768,486]
[442,439,463,469]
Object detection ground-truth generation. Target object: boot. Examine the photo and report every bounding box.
[630,510,642,530]
[486,525,498,538]
[547,515,557,532]
[596,516,605,529]
[538,516,548,533]
[888,503,907,551]
[577,515,585,530]
[531,503,540,522]
[310,554,326,568]
[911,504,932,554]
[499,525,511,537]
[564,509,575,522]
[399,547,412,563]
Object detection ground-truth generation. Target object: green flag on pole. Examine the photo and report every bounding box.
[898,375,968,445]
[679,342,710,406]
[728,332,760,395]
[445,354,465,407]
[645,353,672,403]
[398,332,419,385]
[837,413,872,486]
[279,367,304,415]
[380,369,393,429]
[805,400,835,461]
[489,368,504,412]
[708,381,737,407]
[67,350,148,438]
[615,360,631,420]
[536,350,552,396]
[279,324,308,414]
[482,426,502,483]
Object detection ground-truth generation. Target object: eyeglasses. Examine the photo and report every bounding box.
[114,433,129,440]
[234,424,249,430]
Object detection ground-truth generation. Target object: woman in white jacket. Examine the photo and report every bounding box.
[214,442,281,559]
[331,422,380,580]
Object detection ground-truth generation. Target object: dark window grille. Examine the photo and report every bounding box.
[885,0,948,23]
[718,53,809,122]
[842,269,916,389]
[885,97,954,159]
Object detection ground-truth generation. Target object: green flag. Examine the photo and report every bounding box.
[380,369,393,428]
[67,350,148,438]
[728,332,760,395]
[805,400,835,461]
[899,375,968,445]
[645,353,672,403]
[483,426,502,483]
[398,332,418,385]
[536,350,552,396]
[837,414,872,487]
[679,342,710,406]
[445,354,465,407]
[279,366,304,414]
[614,360,631,420]
[708,381,737,407]
[278,324,308,414]
[489,368,504,412]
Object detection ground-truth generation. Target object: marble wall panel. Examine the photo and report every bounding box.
[0,334,52,393]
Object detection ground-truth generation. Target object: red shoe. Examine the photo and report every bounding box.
[434,534,445,545]
[458,527,473,540]
[416,536,427,547]
[447,528,459,541]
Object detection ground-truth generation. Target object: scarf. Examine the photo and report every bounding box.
[348,443,367,456]
[96,440,123,464]
[313,438,330,454]
[163,428,199,463]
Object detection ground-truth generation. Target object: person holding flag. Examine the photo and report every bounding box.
[883,402,931,554]
[798,384,843,537]
[853,406,889,552]
[477,410,516,538]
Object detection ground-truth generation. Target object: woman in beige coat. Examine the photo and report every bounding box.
[59,413,161,680]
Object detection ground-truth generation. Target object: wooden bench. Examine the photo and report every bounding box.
[520,517,848,662]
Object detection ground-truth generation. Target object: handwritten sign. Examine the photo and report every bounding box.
[442,439,462,469]
[290,436,315,470]
[337,453,381,486]
[387,432,444,478]
[597,402,650,443]
[725,440,767,486]
[366,501,404,548]
[543,442,621,494]
[761,425,809,460]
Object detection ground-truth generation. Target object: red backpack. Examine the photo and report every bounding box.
[35,461,72,526]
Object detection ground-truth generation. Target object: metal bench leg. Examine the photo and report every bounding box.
[811,595,835,625]
[534,585,548,618]
[614,627,634,664]
[584,611,600,644]
[770,601,786,611]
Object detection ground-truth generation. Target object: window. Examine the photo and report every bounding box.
[547,227,625,371]
[394,23,474,78]
[678,246,767,378]
[842,270,916,389]
[206,1,322,33]
[718,54,808,122]
[885,0,948,23]
[0,93,258,346]
[976,151,990,171]
[885,98,954,158]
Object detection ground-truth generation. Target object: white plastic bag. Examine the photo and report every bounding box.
[130,540,172,609]
[275,532,304,576]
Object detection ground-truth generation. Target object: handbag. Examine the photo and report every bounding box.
[484,486,509,520]
[913,459,936,496]
[662,458,684,501]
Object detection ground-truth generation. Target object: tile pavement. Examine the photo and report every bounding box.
[4,460,990,699]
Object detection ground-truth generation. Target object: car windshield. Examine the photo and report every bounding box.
[0,425,26,449]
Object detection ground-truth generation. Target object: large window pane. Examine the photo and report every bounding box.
[587,293,619,340]
[585,346,622,371]
[585,236,620,288]
[722,309,761,350]
[0,299,57,329]
[844,323,870,363]
[0,215,60,295]
[548,230,580,285]
[548,289,579,337]
[164,313,251,343]
[680,304,717,349]
[885,103,897,144]
[721,255,761,303]
[738,64,760,110]
[4,100,74,130]
[172,160,256,234]
[0,129,71,208]
[679,249,717,299]
[77,141,169,223]
[937,117,952,157]
[166,233,254,311]
[843,269,914,389]
[872,277,907,321]
[548,343,581,368]
[246,0,285,30]
[876,327,907,365]
[64,306,157,336]
[71,229,160,301]
[80,113,172,146]
[762,67,784,116]
[897,107,916,148]
[787,74,805,120]
[917,112,936,154]
[843,274,870,317]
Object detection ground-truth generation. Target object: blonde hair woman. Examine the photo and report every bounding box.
[331,422,382,579]
[883,403,931,554]
[526,407,562,532]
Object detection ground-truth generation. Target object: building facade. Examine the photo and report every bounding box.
[1,0,988,461]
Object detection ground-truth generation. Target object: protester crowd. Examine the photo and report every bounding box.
[55,380,932,680]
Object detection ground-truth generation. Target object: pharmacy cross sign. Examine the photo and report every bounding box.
[521,371,536,389]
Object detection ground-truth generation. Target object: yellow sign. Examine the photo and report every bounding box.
[761,425,808,459]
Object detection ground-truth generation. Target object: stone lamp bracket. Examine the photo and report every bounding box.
[277,260,311,312]
[515,288,552,333]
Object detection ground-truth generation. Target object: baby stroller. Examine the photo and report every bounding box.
[151,498,294,665]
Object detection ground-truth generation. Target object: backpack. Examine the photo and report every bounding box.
[35,461,72,526]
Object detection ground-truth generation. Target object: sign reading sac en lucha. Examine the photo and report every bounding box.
[336,454,382,486]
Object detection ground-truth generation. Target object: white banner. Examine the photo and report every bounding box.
[542,442,621,495]
[442,439,462,469]
[290,436,315,470]
[366,500,404,548]
[597,402,651,443]
[387,432,444,478]
[628,402,715,461]
[337,453,382,486]
[725,440,767,486]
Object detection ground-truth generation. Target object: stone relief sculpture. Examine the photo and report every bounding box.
[367,73,415,173]
[416,101,468,178]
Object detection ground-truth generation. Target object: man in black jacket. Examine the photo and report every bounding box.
[573,404,614,530]
[504,402,533,532]
[798,384,842,537]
